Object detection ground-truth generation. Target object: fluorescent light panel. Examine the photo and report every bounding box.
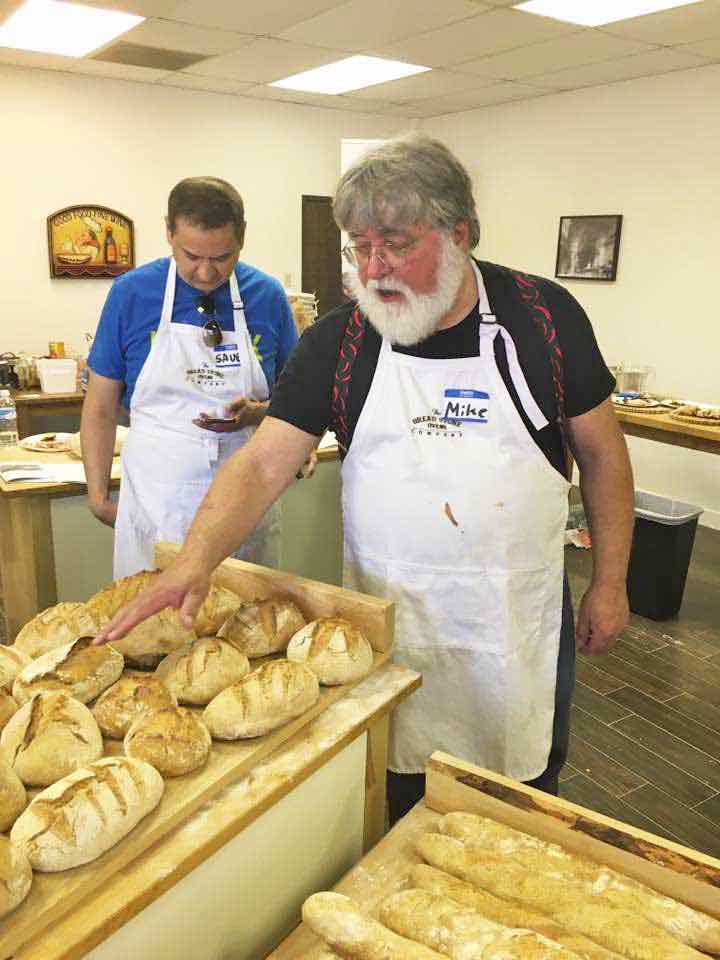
[513,0,703,27]
[0,0,144,57]
[270,55,430,95]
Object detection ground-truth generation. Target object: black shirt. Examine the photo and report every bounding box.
[268,259,614,477]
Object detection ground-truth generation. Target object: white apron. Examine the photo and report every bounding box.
[342,263,570,779]
[114,259,280,579]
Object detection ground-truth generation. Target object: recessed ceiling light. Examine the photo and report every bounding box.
[513,0,702,27]
[270,55,430,95]
[0,0,144,57]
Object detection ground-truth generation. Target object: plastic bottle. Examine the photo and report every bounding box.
[0,390,18,446]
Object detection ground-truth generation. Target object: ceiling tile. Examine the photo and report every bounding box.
[65,0,182,16]
[158,73,253,92]
[600,0,720,45]
[346,68,489,101]
[182,38,345,81]
[530,46,714,89]
[239,83,409,115]
[0,47,74,69]
[401,80,549,116]
[375,8,581,68]
[278,0,485,52]
[69,59,171,80]
[681,35,720,58]
[120,19,253,55]
[455,29,655,79]
[168,0,343,35]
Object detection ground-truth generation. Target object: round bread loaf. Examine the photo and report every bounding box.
[0,690,18,731]
[14,602,100,659]
[12,637,124,705]
[0,836,32,919]
[0,646,31,691]
[1,691,103,787]
[286,618,373,685]
[11,756,164,872]
[203,659,320,740]
[193,585,242,637]
[124,707,211,776]
[155,637,250,705]
[218,597,306,658]
[92,671,176,739]
[0,755,27,833]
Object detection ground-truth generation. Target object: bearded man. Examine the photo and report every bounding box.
[94,136,634,824]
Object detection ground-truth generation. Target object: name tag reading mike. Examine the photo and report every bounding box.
[442,388,489,423]
[214,342,243,369]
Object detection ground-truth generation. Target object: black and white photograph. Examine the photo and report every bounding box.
[555,214,623,281]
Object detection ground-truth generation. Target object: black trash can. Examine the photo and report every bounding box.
[626,491,703,621]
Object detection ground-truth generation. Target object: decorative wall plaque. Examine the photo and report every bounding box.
[47,205,135,279]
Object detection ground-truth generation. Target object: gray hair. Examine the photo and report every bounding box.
[333,134,480,249]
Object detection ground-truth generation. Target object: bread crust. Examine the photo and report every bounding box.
[286,618,373,685]
[218,597,306,658]
[92,672,176,739]
[0,836,32,919]
[14,603,99,660]
[155,638,250,705]
[0,647,31,691]
[0,756,27,833]
[12,637,124,705]
[124,707,211,776]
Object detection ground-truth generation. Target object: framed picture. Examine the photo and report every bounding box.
[555,214,622,281]
[47,205,135,279]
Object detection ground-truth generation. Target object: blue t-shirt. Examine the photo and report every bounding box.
[88,258,297,409]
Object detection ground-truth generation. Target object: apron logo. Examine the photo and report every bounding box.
[214,342,243,369]
[442,388,489,423]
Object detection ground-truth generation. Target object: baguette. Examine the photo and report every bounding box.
[440,812,720,954]
[13,636,124,705]
[155,637,250,705]
[286,618,373,685]
[0,646,31,691]
[415,833,706,960]
[92,671,176,739]
[379,888,578,958]
[11,756,164,871]
[0,836,32,919]
[0,755,27,833]
[124,706,211,777]
[218,597,306,658]
[302,891,446,959]
[411,865,620,960]
[0,690,18,731]
[14,602,100,659]
[1,691,103,787]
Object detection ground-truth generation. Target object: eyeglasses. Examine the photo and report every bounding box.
[197,294,222,348]
[341,237,418,269]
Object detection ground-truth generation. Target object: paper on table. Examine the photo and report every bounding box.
[318,430,338,451]
[0,462,54,483]
[0,461,121,484]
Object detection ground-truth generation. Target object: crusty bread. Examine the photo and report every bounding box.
[11,756,164,871]
[155,637,250,705]
[440,812,720,954]
[193,585,242,637]
[0,690,18,731]
[0,836,32,919]
[380,888,578,958]
[286,618,373,685]
[0,756,27,833]
[218,597,306,658]
[14,602,100,659]
[203,659,319,739]
[12,637,124,705]
[415,832,705,960]
[1,691,103,787]
[303,892,446,959]
[411,865,619,960]
[124,706,211,776]
[92,671,176,739]
[0,646,31,691]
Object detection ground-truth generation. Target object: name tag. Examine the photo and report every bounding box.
[442,388,489,423]
[214,342,243,368]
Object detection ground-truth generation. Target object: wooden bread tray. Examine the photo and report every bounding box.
[269,751,720,958]
[0,543,395,960]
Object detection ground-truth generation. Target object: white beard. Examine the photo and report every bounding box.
[347,234,469,347]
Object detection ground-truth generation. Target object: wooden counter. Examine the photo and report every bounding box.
[11,390,85,439]
[615,407,720,455]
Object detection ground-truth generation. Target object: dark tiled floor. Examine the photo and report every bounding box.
[562,524,720,858]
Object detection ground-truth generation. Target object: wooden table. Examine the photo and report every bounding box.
[11,389,84,439]
[615,408,720,455]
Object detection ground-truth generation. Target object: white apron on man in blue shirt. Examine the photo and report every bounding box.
[342,263,570,780]
[114,258,280,579]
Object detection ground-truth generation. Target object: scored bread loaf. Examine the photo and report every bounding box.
[0,836,32,919]
[203,659,319,739]
[1,691,103,787]
[0,646,31,691]
[0,755,27,833]
[124,706,211,776]
[12,637,124,705]
[14,602,100,659]
[92,671,177,739]
[155,637,250,705]
[286,618,373,685]
[0,690,18,731]
[302,892,446,960]
[380,888,578,958]
[217,597,306,658]
[193,584,242,636]
[440,812,720,955]
[411,865,620,960]
[11,756,164,871]
[415,832,706,960]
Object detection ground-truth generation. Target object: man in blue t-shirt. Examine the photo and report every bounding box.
[82,176,298,578]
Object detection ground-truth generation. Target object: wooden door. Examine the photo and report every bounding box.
[302,195,343,320]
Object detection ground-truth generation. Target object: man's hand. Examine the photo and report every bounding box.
[93,558,211,645]
[575,582,629,655]
[89,497,118,528]
[193,398,268,432]
[296,449,318,479]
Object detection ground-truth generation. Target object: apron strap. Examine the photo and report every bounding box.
[330,304,367,456]
[480,321,549,431]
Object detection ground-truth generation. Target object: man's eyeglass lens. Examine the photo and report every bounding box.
[197,295,222,348]
[342,242,407,269]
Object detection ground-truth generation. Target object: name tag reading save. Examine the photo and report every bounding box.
[443,388,489,423]
[214,342,243,369]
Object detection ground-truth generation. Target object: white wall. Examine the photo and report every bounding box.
[1,66,406,360]
[425,64,720,528]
